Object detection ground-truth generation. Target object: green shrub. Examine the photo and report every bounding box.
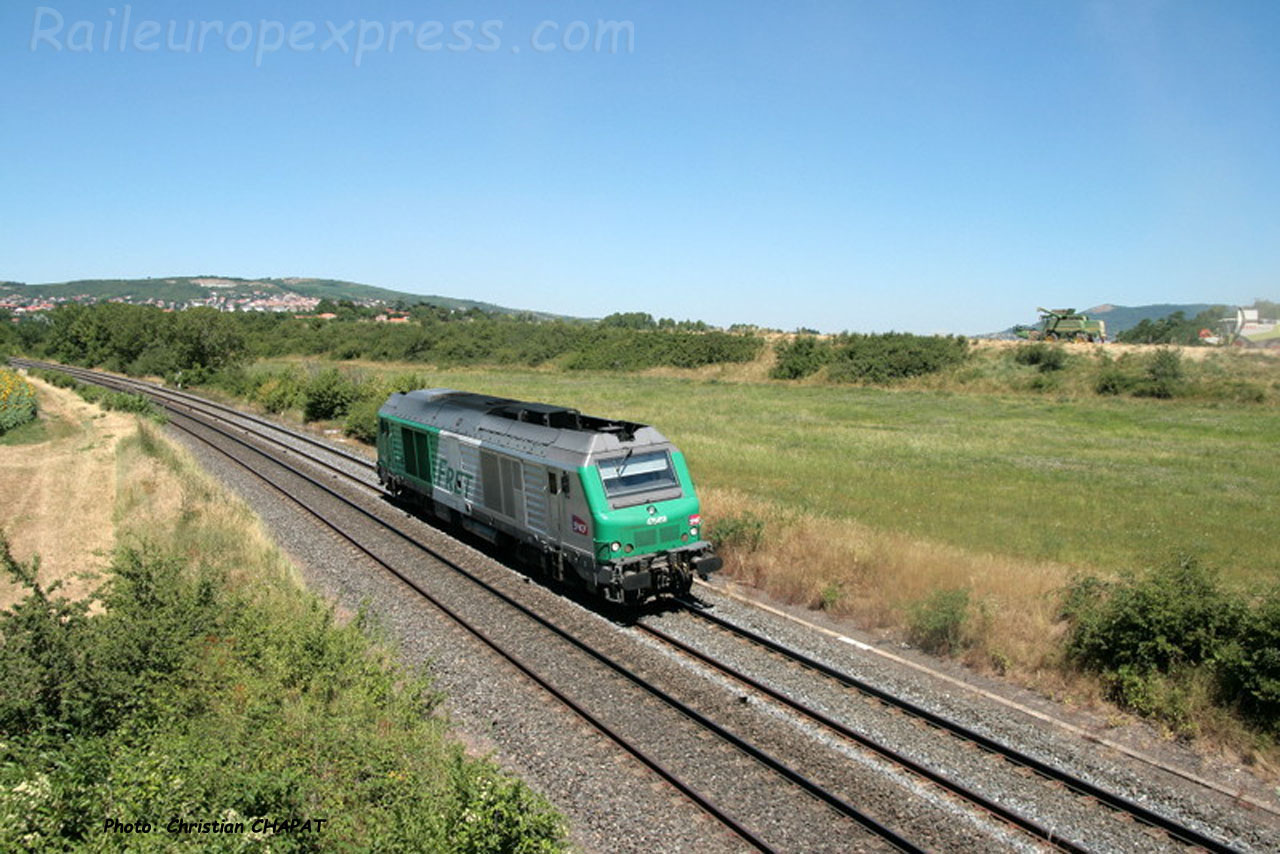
[1013,343,1067,372]
[826,333,969,384]
[0,535,568,852]
[343,394,384,444]
[770,336,830,380]
[1063,557,1241,675]
[1135,348,1184,399]
[708,512,765,553]
[906,588,971,654]
[1216,588,1280,731]
[303,368,359,421]
[30,368,165,422]
[1094,365,1135,395]
[255,369,306,414]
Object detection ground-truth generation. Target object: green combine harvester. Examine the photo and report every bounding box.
[1019,307,1107,343]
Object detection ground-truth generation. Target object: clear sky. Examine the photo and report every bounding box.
[3,1,1277,333]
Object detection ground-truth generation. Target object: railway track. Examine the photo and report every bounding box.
[13,359,1261,853]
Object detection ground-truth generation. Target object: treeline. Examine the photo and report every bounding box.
[1116,308,1223,345]
[770,333,971,382]
[9,303,764,381]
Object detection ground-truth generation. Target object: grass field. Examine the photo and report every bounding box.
[301,361,1280,585]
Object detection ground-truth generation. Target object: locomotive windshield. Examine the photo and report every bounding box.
[597,450,678,498]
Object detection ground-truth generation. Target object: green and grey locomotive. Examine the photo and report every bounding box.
[375,389,723,603]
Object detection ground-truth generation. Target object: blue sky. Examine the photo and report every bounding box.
[2,1,1277,333]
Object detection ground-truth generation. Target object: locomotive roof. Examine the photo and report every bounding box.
[379,388,669,458]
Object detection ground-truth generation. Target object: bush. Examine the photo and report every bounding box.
[254,369,306,414]
[1060,558,1248,724]
[1135,348,1184,399]
[1094,365,1135,395]
[0,369,37,434]
[826,333,969,384]
[30,368,165,422]
[1013,343,1067,372]
[907,588,971,654]
[770,336,830,380]
[303,367,359,421]
[1216,588,1280,731]
[343,394,384,443]
[1063,557,1240,675]
[708,512,765,553]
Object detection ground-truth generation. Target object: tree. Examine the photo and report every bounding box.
[600,311,657,330]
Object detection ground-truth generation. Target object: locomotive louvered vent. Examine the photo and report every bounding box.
[480,450,524,520]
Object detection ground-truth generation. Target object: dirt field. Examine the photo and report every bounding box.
[0,377,135,608]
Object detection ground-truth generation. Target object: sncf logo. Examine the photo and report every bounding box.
[571,515,589,536]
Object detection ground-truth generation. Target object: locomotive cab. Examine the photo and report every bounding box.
[582,444,722,603]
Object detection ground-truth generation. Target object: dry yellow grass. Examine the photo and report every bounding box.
[111,423,304,594]
[704,485,1075,678]
[0,377,299,610]
[0,378,134,608]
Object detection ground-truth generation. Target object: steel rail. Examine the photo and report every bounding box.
[680,604,1240,854]
[637,621,1089,853]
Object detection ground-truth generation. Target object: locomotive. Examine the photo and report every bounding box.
[375,389,722,604]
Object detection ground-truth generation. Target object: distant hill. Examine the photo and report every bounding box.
[0,276,564,318]
[1084,303,1221,335]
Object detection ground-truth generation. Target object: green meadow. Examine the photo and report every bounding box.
[325,365,1280,585]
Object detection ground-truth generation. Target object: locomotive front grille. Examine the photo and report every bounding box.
[632,524,680,549]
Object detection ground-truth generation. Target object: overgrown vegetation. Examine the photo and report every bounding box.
[17,302,762,380]
[1061,558,1280,735]
[0,418,567,851]
[0,368,37,434]
[30,368,165,422]
[769,336,829,379]
[1012,343,1067,372]
[1094,349,1186,398]
[907,588,973,654]
[771,332,970,383]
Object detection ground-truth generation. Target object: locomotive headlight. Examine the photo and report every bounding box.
[689,526,699,538]
[611,541,621,552]
[624,544,633,554]
[681,534,689,543]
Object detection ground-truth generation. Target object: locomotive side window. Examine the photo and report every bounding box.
[548,471,558,494]
[597,451,678,498]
